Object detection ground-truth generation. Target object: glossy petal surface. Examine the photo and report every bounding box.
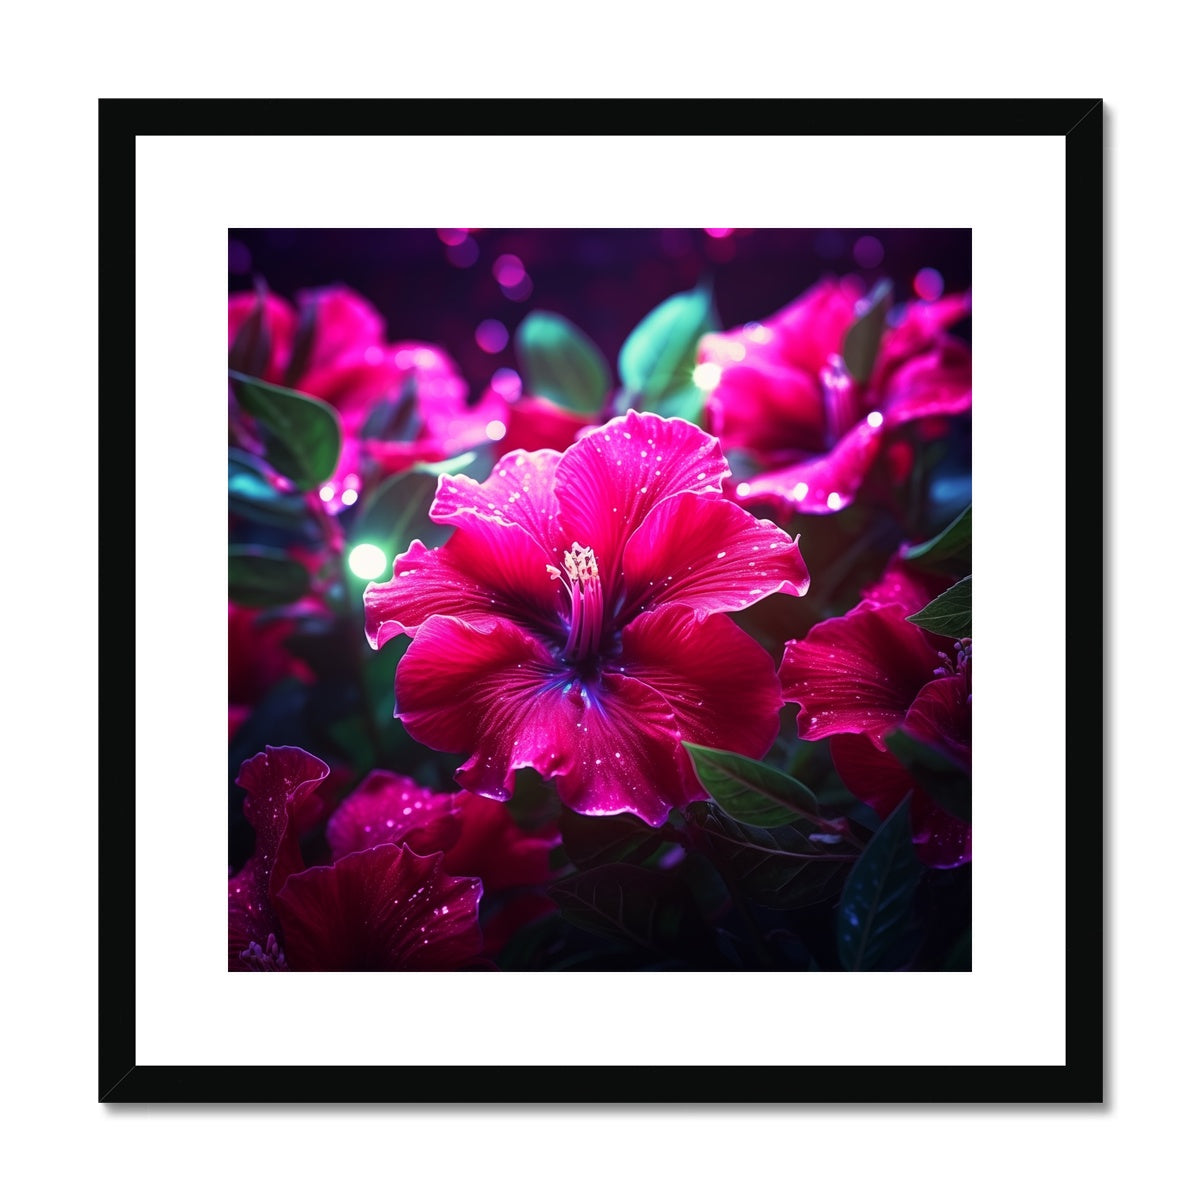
[781,605,940,745]
[326,772,462,860]
[555,410,728,595]
[275,845,483,970]
[619,490,808,620]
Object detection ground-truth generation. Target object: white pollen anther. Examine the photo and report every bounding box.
[559,541,599,585]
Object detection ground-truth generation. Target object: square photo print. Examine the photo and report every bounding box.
[227,227,972,975]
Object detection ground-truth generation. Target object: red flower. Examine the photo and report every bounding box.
[324,771,558,893]
[779,564,971,867]
[495,394,593,457]
[228,747,483,971]
[228,285,507,503]
[698,278,970,514]
[323,771,561,957]
[364,410,810,826]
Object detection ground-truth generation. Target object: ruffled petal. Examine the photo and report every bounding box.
[780,605,940,745]
[396,614,685,825]
[275,845,483,970]
[830,734,971,869]
[363,539,498,648]
[618,491,808,622]
[326,771,462,860]
[363,533,562,650]
[554,410,729,595]
[228,746,329,969]
[733,418,884,515]
[430,448,564,558]
[395,613,565,789]
[619,606,784,782]
[234,746,330,906]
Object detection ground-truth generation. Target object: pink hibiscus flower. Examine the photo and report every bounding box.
[228,285,507,503]
[698,278,971,514]
[363,409,811,826]
[778,564,971,867]
[229,746,483,971]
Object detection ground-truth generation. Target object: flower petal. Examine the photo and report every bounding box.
[780,605,940,744]
[396,614,685,825]
[228,746,329,969]
[228,290,295,383]
[830,734,971,869]
[296,285,386,368]
[856,560,953,616]
[497,395,591,457]
[275,845,483,970]
[879,343,972,426]
[234,746,330,906]
[430,448,564,557]
[326,771,462,860]
[363,533,562,650]
[733,418,883,515]
[618,491,808,621]
[620,606,784,783]
[554,410,729,595]
[702,356,826,460]
[906,673,972,771]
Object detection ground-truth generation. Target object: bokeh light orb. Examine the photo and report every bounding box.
[475,319,509,354]
[348,543,388,580]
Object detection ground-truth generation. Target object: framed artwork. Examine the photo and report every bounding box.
[101,98,1102,1102]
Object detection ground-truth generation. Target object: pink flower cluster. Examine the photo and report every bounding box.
[700,278,970,514]
[228,746,558,971]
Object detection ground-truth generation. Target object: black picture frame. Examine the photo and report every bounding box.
[100,97,1103,1104]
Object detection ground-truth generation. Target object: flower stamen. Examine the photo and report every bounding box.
[550,542,604,662]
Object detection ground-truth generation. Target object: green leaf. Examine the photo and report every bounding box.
[409,450,478,478]
[548,863,708,954]
[885,728,972,824]
[684,742,853,828]
[514,311,611,415]
[904,503,972,569]
[837,797,923,971]
[229,547,311,608]
[350,469,449,564]
[228,450,316,534]
[907,575,971,638]
[618,286,717,414]
[229,370,342,491]
[842,279,893,383]
[686,803,854,909]
[558,809,664,869]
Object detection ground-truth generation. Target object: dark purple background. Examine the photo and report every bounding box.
[229,228,970,401]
